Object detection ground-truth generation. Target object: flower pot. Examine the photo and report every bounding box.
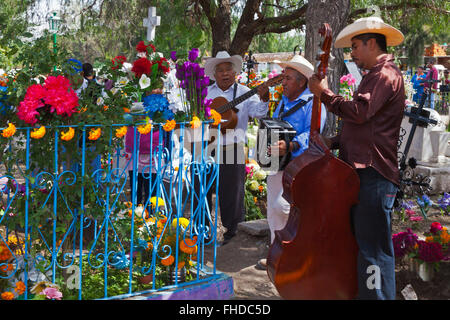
[169,266,186,284]
[418,262,435,282]
[138,274,153,285]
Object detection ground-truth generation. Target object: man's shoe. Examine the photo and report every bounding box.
[255,258,267,270]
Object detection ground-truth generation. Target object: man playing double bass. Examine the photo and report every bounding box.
[309,17,405,300]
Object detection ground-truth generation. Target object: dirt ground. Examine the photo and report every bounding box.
[204,198,450,300]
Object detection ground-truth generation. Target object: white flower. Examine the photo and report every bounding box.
[116,76,129,88]
[130,102,144,113]
[96,96,104,106]
[139,74,151,89]
[254,170,267,181]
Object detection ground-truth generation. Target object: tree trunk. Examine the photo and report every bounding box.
[200,0,233,56]
[305,0,350,137]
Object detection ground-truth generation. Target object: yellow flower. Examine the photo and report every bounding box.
[171,217,190,229]
[150,196,165,209]
[137,123,152,135]
[61,127,75,141]
[115,126,128,138]
[88,128,101,141]
[209,109,222,126]
[30,126,46,139]
[162,119,176,132]
[190,116,201,129]
[1,123,16,138]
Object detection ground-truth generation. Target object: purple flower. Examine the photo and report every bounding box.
[188,48,200,62]
[170,51,177,62]
[41,287,63,300]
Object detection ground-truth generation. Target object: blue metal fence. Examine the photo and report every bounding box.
[0,121,221,300]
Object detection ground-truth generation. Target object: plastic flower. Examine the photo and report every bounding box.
[1,122,16,138]
[60,127,75,141]
[30,126,46,139]
[139,73,151,89]
[190,116,201,129]
[88,128,101,141]
[162,119,176,132]
[209,109,221,126]
[115,126,128,138]
[41,287,63,300]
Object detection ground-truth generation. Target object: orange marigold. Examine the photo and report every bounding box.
[190,116,201,129]
[30,126,46,139]
[161,255,175,266]
[180,238,197,255]
[162,119,176,132]
[0,243,12,261]
[1,291,14,300]
[1,123,16,138]
[115,126,128,138]
[88,128,101,141]
[61,127,75,141]
[15,281,26,295]
[137,123,152,135]
[209,109,222,126]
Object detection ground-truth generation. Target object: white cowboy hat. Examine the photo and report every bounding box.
[275,55,314,79]
[334,17,404,48]
[204,51,243,81]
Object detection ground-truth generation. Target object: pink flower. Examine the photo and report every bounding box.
[430,222,443,234]
[405,209,416,217]
[41,287,63,300]
[410,215,423,222]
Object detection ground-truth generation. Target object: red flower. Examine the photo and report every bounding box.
[112,55,127,70]
[136,41,148,53]
[132,57,153,78]
[136,41,156,55]
[430,222,443,234]
[156,57,170,74]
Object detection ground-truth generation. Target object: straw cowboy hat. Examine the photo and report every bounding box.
[204,51,243,81]
[334,17,404,48]
[275,54,314,79]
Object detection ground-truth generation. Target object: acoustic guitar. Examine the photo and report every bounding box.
[209,74,284,133]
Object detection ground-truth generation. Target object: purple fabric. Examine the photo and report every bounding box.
[125,128,160,154]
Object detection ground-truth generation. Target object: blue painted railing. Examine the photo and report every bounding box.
[0,121,221,300]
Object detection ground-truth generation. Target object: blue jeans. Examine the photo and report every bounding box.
[351,167,398,300]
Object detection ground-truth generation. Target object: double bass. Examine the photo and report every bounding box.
[266,23,360,300]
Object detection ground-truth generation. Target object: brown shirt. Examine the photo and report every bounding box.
[320,54,405,186]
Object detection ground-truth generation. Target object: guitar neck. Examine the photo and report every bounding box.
[217,87,258,114]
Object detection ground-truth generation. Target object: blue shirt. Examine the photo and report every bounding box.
[411,73,426,104]
[272,88,327,158]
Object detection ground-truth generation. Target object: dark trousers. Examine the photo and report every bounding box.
[351,167,397,300]
[129,171,157,205]
[193,143,246,240]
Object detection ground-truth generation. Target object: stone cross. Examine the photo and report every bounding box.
[143,7,160,42]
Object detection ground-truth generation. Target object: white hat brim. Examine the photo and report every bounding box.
[204,55,243,81]
[335,18,404,48]
[276,55,314,79]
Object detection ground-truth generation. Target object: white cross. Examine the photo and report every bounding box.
[143,7,160,42]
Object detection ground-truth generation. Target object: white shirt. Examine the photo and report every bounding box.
[206,82,269,145]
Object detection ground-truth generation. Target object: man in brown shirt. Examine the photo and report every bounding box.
[309,17,405,300]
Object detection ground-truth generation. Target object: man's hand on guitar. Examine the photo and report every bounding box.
[257,83,270,102]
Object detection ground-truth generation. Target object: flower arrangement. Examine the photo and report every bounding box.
[244,160,267,221]
[171,48,213,123]
[393,222,450,272]
[106,40,174,124]
[339,73,356,101]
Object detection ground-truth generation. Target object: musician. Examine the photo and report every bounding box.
[202,51,270,245]
[256,55,327,270]
[309,17,405,300]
